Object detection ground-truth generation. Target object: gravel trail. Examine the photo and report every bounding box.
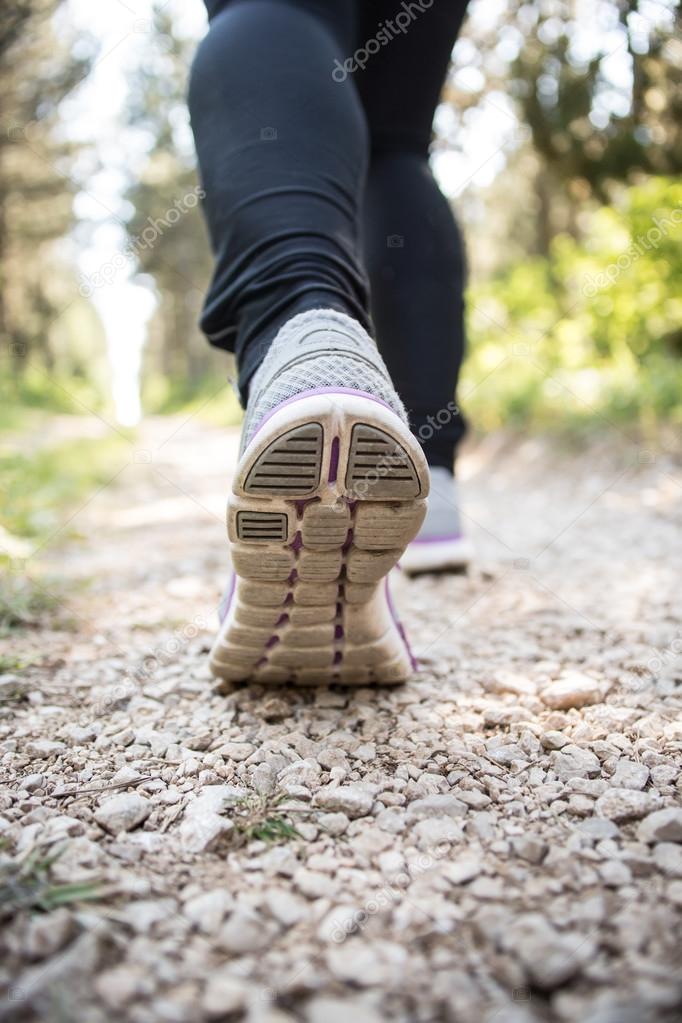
[1,417,681,1023]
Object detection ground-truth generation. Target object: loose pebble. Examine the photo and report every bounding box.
[94,793,151,834]
[7,424,681,1022]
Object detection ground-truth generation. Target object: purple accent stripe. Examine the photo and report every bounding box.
[295,497,318,518]
[250,387,395,445]
[328,436,340,483]
[290,531,303,552]
[384,577,418,672]
[218,573,236,625]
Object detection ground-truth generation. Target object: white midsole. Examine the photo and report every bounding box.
[401,535,473,574]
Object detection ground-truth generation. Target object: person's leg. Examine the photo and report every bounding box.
[190,0,366,401]
[190,0,430,684]
[355,0,470,472]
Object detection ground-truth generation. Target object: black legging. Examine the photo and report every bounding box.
[190,0,469,469]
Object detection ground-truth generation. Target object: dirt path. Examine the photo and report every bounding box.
[2,415,682,1023]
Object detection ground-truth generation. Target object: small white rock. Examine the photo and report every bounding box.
[541,672,605,710]
[511,835,548,864]
[218,907,272,953]
[317,903,360,944]
[653,842,682,878]
[405,794,467,823]
[442,857,482,885]
[412,817,463,849]
[19,773,45,792]
[94,793,151,834]
[23,908,74,959]
[95,964,149,1009]
[484,670,536,696]
[313,785,374,818]
[637,808,682,844]
[265,888,308,927]
[353,743,376,762]
[550,745,601,780]
[599,860,632,887]
[125,898,176,934]
[179,812,233,853]
[668,880,682,906]
[501,913,595,989]
[202,970,248,1017]
[306,996,384,1023]
[375,808,406,834]
[541,731,569,750]
[215,741,255,762]
[318,812,349,836]
[183,889,234,933]
[26,739,66,758]
[294,868,339,899]
[594,788,655,823]
[326,941,404,986]
[610,759,649,790]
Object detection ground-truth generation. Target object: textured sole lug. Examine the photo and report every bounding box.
[210,392,429,685]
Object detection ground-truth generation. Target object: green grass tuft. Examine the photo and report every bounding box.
[230,793,303,845]
[0,842,104,921]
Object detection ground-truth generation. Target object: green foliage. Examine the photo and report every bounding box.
[142,371,243,427]
[0,416,131,631]
[0,567,63,634]
[0,353,112,420]
[123,8,215,393]
[0,653,28,674]
[506,0,681,195]
[464,177,682,431]
[0,430,132,541]
[0,1,104,401]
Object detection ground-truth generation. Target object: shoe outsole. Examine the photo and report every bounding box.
[210,391,430,686]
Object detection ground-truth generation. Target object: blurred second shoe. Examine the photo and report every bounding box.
[401,466,473,575]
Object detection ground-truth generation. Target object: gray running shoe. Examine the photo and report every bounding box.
[401,466,473,574]
[210,309,430,686]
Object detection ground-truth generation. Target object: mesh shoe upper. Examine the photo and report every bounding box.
[240,309,408,453]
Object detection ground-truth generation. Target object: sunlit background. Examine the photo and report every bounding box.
[0,0,680,597]
[3,0,681,423]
